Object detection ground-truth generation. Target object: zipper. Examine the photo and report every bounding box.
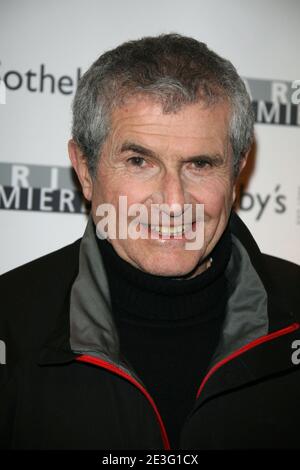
[76,354,171,450]
[196,322,300,400]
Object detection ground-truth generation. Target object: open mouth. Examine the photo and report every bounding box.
[140,222,195,237]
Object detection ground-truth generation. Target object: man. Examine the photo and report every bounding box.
[0,33,300,450]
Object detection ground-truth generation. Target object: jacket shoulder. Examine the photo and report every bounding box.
[1,238,81,283]
[261,252,300,315]
[0,238,82,356]
[262,252,300,282]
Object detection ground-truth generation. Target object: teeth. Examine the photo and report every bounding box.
[149,225,191,235]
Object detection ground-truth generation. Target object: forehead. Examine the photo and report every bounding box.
[108,96,231,151]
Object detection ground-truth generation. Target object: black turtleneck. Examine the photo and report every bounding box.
[96,222,232,449]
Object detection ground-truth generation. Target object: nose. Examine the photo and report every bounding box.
[159,171,187,217]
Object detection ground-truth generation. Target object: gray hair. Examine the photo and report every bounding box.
[71,33,254,178]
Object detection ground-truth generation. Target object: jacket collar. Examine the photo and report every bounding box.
[37,210,298,394]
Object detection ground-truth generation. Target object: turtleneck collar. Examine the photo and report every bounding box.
[95,220,232,325]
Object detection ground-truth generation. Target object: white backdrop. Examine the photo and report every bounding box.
[0,0,299,274]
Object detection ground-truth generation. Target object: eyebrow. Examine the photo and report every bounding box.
[119,140,224,165]
[120,141,157,158]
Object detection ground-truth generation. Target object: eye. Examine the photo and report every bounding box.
[127,156,146,167]
[192,159,212,169]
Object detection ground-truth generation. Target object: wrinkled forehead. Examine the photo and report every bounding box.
[106,96,231,155]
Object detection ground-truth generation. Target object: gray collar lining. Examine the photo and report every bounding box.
[69,215,269,382]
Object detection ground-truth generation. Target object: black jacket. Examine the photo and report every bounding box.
[0,211,300,450]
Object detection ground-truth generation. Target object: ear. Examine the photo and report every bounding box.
[231,151,249,204]
[68,139,93,201]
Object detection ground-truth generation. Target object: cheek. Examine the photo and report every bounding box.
[193,177,233,217]
[92,178,150,216]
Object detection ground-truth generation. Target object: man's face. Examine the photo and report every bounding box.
[83,97,239,278]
